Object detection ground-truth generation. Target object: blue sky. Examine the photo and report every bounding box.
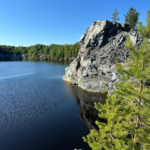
[0,0,149,47]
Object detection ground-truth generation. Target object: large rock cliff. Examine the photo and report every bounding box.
[63,20,143,95]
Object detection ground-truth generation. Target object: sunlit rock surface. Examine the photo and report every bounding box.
[63,20,143,94]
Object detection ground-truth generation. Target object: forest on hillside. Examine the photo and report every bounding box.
[0,42,79,61]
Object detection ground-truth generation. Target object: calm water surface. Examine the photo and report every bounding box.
[0,61,105,150]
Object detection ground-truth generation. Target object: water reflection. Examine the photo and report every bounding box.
[32,60,72,65]
[64,81,107,130]
[0,61,91,150]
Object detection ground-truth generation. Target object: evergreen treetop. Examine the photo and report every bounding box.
[138,10,150,39]
[112,9,120,22]
[124,7,140,30]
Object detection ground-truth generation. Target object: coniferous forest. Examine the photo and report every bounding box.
[0,42,79,61]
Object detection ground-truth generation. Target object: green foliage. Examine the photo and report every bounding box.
[112,9,120,22]
[83,94,129,150]
[24,53,28,60]
[115,35,150,149]
[83,12,150,150]
[138,10,150,39]
[124,7,140,30]
[0,42,79,61]
[146,10,150,26]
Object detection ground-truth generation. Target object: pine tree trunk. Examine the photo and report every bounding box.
[135,62,144,147]
[136,62,144,128]
[136,80,142,129]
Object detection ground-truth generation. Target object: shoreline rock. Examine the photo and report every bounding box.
[63,20,143,95]
[0,54,24,61]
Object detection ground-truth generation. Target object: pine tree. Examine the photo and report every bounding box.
[83,12,150,150]
[138,10,150,39]
[146,10,150,26]
[83,93,129,149]
[124,7,140,30]
[112,9,120,22]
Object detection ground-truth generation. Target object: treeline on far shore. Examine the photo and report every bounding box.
[0,42,80,61]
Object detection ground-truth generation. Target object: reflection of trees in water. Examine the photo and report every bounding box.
[64,81,107,130]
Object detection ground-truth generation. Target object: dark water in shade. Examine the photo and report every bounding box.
[0,61,106,150]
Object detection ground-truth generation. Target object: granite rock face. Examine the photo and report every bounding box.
[63,20,143,95]
[0,54,5,61]
[0,54,24,61]
[5,54,24,61]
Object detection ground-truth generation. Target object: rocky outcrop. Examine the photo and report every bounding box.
[5,54,24,61]
[0,54,5,61]
[63,20,143,95]
[0,54,24,61]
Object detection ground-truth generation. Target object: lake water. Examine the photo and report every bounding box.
[0,61,106,150]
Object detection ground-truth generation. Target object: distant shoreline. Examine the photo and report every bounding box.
[0,53,75,62]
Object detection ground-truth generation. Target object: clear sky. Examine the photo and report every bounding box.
[0,0,149,47]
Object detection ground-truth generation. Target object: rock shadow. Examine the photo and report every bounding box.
[64,81,107,130]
